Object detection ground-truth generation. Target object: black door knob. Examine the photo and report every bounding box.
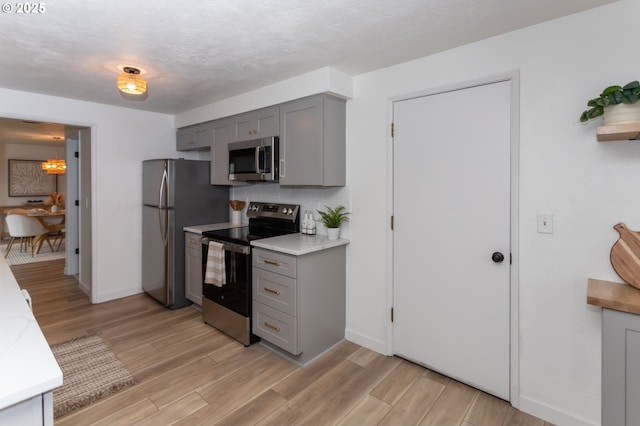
[492,252,505,263]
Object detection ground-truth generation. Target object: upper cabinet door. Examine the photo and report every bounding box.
[231,106,279,142]
[211,118,233,186]
[279,94,345,186]
[177,122,213,151]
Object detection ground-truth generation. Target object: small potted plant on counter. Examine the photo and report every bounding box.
[580,80,640,124]
[317,205,350,240]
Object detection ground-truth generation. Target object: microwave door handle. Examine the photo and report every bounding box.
[256,146,262,173]
[279,159,284,178]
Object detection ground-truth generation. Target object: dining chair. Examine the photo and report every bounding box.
[52,227,65,252]
[4,214,53,258]
[43,215,65,252]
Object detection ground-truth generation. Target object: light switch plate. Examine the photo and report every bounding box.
[537,212,553,234]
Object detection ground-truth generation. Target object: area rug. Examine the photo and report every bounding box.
[1,240,65,265]
[50,335,136,418]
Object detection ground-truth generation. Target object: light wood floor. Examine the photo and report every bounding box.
[12,259,554,426]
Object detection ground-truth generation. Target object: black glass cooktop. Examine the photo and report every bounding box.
[202,225,298,245]
[202,227,252,245]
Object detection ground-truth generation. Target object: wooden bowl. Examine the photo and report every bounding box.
[229,200,246,211]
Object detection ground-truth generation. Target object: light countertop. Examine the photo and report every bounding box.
[0,256,62,410]
[251,233,350,256]
[183,222,246,234]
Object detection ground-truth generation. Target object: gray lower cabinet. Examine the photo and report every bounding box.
[211,118,233,185]
[279,94,346,186]
[184,232,202,305]
[0,392,51,425]
[602,308,640,425]
[231,106,279,142]
[252,246,346,365]
[177,121,213,151]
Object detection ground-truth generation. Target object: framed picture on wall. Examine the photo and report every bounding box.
[8,159,57,197]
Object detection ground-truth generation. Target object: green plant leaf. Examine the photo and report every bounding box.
[607,91,624,104]
[586,106,603,119]
[623,81,640,90]
[580,111,589,122]
[622,91,639,104]
[601,85,622,96]
[317,205,350,228]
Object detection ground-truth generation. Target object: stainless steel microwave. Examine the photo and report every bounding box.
[228,137,279,182]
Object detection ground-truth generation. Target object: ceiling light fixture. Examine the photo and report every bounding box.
[42,147,66,175]
[116,66,147,95]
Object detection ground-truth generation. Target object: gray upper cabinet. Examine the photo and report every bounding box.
[279,94,346,186]
[176,121,213,151]
[231,106,279,142]
[211,118,233,185]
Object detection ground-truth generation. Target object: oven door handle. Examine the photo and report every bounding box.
[201,238,250,255]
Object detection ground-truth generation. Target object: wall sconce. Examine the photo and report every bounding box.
[116,66,147,95]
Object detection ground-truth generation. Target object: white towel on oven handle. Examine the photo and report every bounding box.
[204,241,226,287]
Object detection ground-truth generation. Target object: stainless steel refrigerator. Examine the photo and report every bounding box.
[142,159,229,309]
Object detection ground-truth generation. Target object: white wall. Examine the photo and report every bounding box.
[0,88,176,303]
[346,1,640,424]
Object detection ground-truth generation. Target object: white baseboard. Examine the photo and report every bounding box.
[345,328,388,355]
[519,396,598,426]
[92,287,142,304]
[78,280,90,298]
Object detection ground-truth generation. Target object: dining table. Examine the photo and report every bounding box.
[20,208,65,254]
[22,208,66,227]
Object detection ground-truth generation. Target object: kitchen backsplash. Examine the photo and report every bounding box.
[230,183,352,238]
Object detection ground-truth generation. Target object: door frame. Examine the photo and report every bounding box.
[386,71,520,407]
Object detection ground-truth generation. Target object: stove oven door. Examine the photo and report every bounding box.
[202,240,252,317]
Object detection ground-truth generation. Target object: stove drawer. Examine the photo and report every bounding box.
[253,248,296,278]
[253,301,298,355]
[253,268,297,316]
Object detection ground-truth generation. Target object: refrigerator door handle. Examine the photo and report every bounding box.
[159,167,169,246]
[159,208,168,247]
[159,166,168,209]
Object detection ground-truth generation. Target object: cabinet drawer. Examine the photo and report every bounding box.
[253,301,298,355]
[185,233,202,249]
[253,268,297,316]
[253,248,296,278]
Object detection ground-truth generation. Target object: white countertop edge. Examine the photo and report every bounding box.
[183,222,247,234]
[251,233,350,256]
[0,256,63,410]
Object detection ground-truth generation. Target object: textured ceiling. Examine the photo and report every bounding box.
[0,0,616,119]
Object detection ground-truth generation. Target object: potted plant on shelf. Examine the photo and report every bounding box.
[580,80,640,125]
[317,205,350,240]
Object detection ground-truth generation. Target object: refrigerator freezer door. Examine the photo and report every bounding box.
[143,159,175,208]
[142,205,175,306]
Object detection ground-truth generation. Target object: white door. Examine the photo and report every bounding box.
[393,80,512,399]
[64,135,79,275]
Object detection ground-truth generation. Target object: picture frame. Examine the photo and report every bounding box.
[8,159,57,197]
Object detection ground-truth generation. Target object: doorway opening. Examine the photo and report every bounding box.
[0,117,93,299]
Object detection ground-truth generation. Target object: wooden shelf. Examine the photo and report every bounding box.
[596,123,640,141]
[587,278,640,315]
